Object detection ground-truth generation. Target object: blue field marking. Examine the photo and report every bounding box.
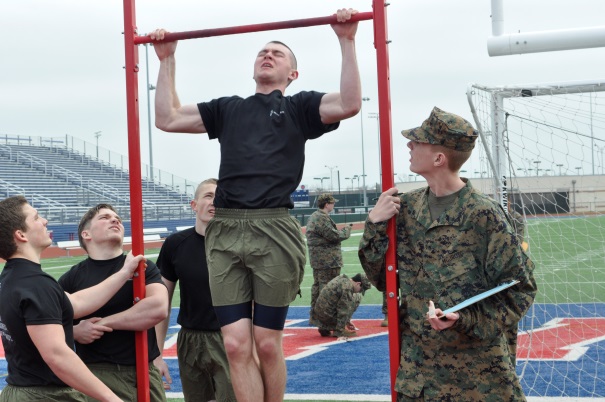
[2,304,604,398]
[518,303,605,397]
[286,305,390,395]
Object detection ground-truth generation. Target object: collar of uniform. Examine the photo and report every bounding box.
[417,179,473,229]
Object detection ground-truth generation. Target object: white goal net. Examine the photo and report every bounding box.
[467,79,605,398]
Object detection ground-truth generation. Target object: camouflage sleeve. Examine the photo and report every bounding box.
[453,209,537,340]
[336,287,356,331]
[314,214,347,244]
[340,225,352,241]
[358,217,388,292]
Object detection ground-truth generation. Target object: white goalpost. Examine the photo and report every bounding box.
[467,79,605,399]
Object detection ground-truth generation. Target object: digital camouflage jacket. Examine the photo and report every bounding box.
[358,180,537,401]
[306,209,351,270]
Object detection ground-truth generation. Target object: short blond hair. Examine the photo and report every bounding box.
[194,178,218,200]
[435,145,472,172]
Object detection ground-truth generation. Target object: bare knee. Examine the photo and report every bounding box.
[254,331,283,363]
[221,319,254,364]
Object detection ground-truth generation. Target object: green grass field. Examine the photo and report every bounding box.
[524,215,605,304]
[2,215,604,401]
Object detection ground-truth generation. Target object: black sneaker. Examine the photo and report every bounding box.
[318,329,331,337]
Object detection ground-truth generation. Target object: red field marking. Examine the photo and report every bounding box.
[159,317,604,362]
[155,319,388,361]
[517,318,605,360]
[4,318,604,362]
[283,319,388,360]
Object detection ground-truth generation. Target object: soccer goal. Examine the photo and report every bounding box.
[467,79,605,398]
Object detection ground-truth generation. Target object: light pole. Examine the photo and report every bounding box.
[144,42,156,182]
[534,160,541,176]
[345,177,355,190]
[368,112,381,185]
[185,184,195,199]
[353,174,361,204]
[94,131,102,159]
[356,174,366,204]
[575,166,582,175]
[360,97,370,206]
[572,179,577,212]
[595,144,605,174]
[556,163,564,176]
[314,176,329,191]
[325,165,338,191]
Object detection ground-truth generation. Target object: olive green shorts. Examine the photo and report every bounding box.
[205,208,306,307]
[177,328,236,402]
[84,362,165,402]
[0,384,87,402]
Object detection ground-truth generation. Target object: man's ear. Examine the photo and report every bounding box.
[289,69,299,82]
[14,230,28,244]
[80,230,92,241]
[434,152,447,167]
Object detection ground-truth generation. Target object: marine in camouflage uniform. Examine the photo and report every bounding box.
[310,273,371,337]
[358,107,537,401]
[306,194,352,327]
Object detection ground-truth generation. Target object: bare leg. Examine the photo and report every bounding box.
[254,326,286,402]
[221,318,264,402]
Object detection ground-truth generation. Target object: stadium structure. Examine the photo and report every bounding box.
[0,134,197,243]
[0,134,381,245]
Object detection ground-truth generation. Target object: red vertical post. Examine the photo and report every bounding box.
[122,0,150,401]
[373,1,399,401]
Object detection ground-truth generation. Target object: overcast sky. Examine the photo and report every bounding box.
[1,0,603,193]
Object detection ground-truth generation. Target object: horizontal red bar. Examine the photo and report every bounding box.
[135,11,373,44]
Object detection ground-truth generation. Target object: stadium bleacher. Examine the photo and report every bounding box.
[1,143,185,207]
[0,137,196,241]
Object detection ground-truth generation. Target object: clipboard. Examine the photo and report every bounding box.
[441,280,520,315]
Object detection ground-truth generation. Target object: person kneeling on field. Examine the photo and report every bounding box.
[310,273,371,338]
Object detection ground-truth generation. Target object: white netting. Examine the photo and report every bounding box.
[467,80,605,398]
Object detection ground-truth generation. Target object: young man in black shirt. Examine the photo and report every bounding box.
[0,195,142,402]
[59,204,168,401]
[150,8,362,402]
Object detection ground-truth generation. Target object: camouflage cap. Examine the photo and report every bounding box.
[401,107,478,151]
[317,193,338,204]
[352,273,372,295]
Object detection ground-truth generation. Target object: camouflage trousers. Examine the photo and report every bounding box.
[309,267,341,325]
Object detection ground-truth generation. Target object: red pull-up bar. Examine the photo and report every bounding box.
[123,2,398,401]
[134,12,373,44]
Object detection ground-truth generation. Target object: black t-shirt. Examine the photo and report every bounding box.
[156,227,220,331]
[58,254,163,364]
[198,90,339,209]
[0,258,74,386]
